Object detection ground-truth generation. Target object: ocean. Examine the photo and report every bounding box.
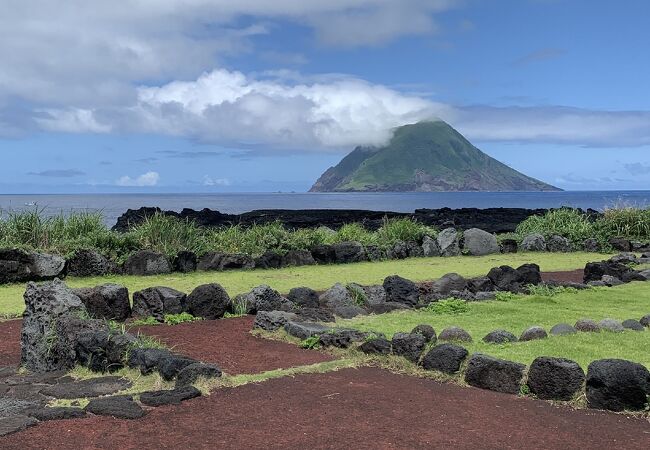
[1,191,649,227]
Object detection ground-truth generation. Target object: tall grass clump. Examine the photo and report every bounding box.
[203,221,291,256]
[515,208,597,245]
[375,217,437,247]
[131,213,206,257]
[596,206,650,240]
[330,223,377,246]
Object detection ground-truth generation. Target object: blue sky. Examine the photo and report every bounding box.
[1,0,649,193]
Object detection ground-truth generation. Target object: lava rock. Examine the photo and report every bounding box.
[582,238,601,252]
[364,245,385,261]
[621,319,644,331]
[254,251,283,269]
[438,326,472,343]
[75,330,137,372]
[487,266,521,291]
[467,277,495,293]
[519,326,548,341]
[238,285,294,313]
[127,348,173,375]
[284,322,332,340]
[575,319,601,332]
[218,254,255,271]
[550,323,577,336]
[66,250,115,277]
[464,354,526,394]
[463,228,499,256]
[0,249,66,284]
[640,314,650,327]
[430,273,468,297]
[42,376,132,399]
[586,359,650,411]
[74,284,131,321]
[139,386,201,407]
[411,324,436,343]
[386,241,408,260]
[186,283,231,319]
[391,332,427,363]
[583,260,641,283]
[0,415,38,437]
[437,228,461,257]
[406,240,425,258]
[132,286,187,321]
[608,237,632,252]
[319,329,368,349]
[420,344,468,374]
[368,302,409,315]
[359,338,392,355]
[609,253,637,264]
[196,252,223,271]
[482,330,517,344]
[383,275,419,307]
[500,239,518,254]
[175,363,222,387]
[157,355,198,381]
[332,241,366,263]
[85,395,145,419]
[361,285,387,306]
[601,275,623,286]
[28,406,86,421]
[332,305,367,319]
[295,308,335,323]
[521,233,546,252]
[320,283,356,309]
[516,263,542,285]
[172,251,197,273]
[422,235,441,257]
[253,311,298,331]
[123,250,171,276]
[598,318,624,333]
[310,245,336,265]
[287,287,320,308]
[527,357,585,401]
[546,235,572,252]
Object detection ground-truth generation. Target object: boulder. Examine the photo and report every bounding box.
[123,250,171,276]
[500,239,518,254]
[550,323,577,336]
[422,235,441,257]
[436,228,461,257]
[517,263,542,285]
[284,322,332,340]
[383,275,419,307]
[281,250,316,267]
[139,386,201,407]
[583,260,642,283]
[487,266,521,291]
[521,233,546,252]
[310,245,336,265]
[66,250,115,277]
[76,330,137,373]
[85,395,145,419]
[546,235,572,252]
[406,241,424,258]
[467,277,495,293]
[385,241,408,260]
[127,348,173,375]
[218,254,254,271]
[186,283,231,319]
[463,228,499,256]
[438,326,472,343]
[574,319,600,333]
[608,237,632,252]
[319,329,368,349]
[411,324,436,343]
[367,302,409,314]
[519,326,548,341]
[28,407,86,421]
[609,253,637,264]
[420,344,468,374]
[42,376,132,399]
[391,333,427,363]
[332,241,367,264]
[601,275,623,287]
[638,270,650,281]
[238,285,294,313]
[362,285,387,306]
[527,357,585,401]
[21,279,88,372]
[254,251,283,269]
[621,319,644,331]
[132,286,187,321]
[295,308,335,323]
[582,238,601,252]
[332,305,367,319]
[320,283,356,309]
[464,354,526,394]
[482,330,517,344]
[640,314,650,327]
[430,273,468,297]
[586,359,650,411]
[287,287,320,308]
[364,245,385,262]
[359,338,392,355]
[73,284,131,321]
[172,251,197,273]
[253,311,298,331]
[196,252,223,271]
[598,318,624,333]
[0,249,66,283]
[0,415,38,437]
[158,355,198,381]
[175,363,222,387]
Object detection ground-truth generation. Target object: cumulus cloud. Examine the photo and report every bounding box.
[116,171,160,187]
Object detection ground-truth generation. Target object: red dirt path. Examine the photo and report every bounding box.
[0,319,21,366]
[2,367,648,449]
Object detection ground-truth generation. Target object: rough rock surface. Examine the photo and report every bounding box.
[196,252,223,271]
[284,322,331,340]
[586,359,650,411]
[175,363,222,387]
[319,329,368,349]
[0,414,38,437]
[237,285,294,314]
[521,233,546,252]
[640,314,650,327]
[309,245,336,265]
[218,254,255,271]
[359,338,392,355]
[519,326,548,342]
[421,235,441,257]
[0,249,66,284]
[76,330,137,372]
[127,348,173,375]
[383,275,419,307]
[546,235,572,252]
[550,323,577,336]
[253,311,298,331]
[139,386,201,407]
[429,273,468,298]
[582,238,601,252]
[74,284,131,321]
[254,251,283,269]
[420,344,468,374]
[66,250,114,277]
[621,319,644,331]
[132,286,187,321]
[172,251,197,273]
[295,308,335,323]
[500,239,518,254]
[527,357,585,401]
[464,354,526,394]
[28,407,86,421]
[123,250,171,276]
[462,228,499,256]
[85,395,145,419]
[282,250,316,267]
[598,319,624,333]
[186,283,231,319]
[437,228,461,257]
[575,319,600,332]
[482,330,517,344]
[438,326,472,343]
[42,376,132,399]
[287,287,320,308]
[158,355,198,381]
[411,324,436,343]
[391,333,427,363]
[332,241,366,263]
[320,284,356,309]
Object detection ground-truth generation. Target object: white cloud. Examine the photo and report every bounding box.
[116,171,160,187]
[203,175,231,186]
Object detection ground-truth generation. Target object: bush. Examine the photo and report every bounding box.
[375,217,437,248]
[131,213,206,257]
[596,207,650,240]
[515,208,596,245]
[425,299,470,315]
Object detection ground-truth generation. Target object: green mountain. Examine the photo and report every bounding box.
[310,121,560,192]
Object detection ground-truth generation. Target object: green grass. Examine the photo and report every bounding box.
[338,282,650,368]
[0,252,607,318]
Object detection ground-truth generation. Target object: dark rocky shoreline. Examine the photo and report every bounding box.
[113,206,599,233]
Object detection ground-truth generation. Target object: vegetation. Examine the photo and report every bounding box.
[0,252,606,318]
[337,282,650,368]
[425,299,470,315]
[131,312,202,326]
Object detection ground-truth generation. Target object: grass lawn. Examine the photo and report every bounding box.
[0,252,607,318]
[338,282,650,369]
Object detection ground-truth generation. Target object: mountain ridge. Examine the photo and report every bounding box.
[310,121,560,192]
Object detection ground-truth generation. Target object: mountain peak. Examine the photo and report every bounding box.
[310,121,560,192]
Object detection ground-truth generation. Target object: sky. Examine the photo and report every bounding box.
[1,0,649,193]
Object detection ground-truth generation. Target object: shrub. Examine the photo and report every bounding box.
[300,335,321,349]
[596,206,650,240]
[132,213,206,257]
[375,217,437,247]
[163,312,202,325]
[331,223,376,246]
[515,208,596,245]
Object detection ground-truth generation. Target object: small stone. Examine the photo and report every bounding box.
[575,320,600,333]
[158,356,198,381]
[28,407,86,421]
[85,395,145,419]
[640,314,650,327]
[411,324,436,343]
[482,330,517,344]
[420,344,468,374]
[438,326,472,343]
[359,338,392,355]
[621,319,644,331]
[284,322,331,340]
[598,319,624,333]
[519,326,547,341]
[550,323,577,336]
[175,363,222,387]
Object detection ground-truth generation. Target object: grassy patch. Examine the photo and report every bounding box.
[338,282,650,368]
[0,252,608,318]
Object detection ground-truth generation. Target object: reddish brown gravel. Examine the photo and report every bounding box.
[542,269,584,284]
[0,319,21,366]
[2,367,648,450]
